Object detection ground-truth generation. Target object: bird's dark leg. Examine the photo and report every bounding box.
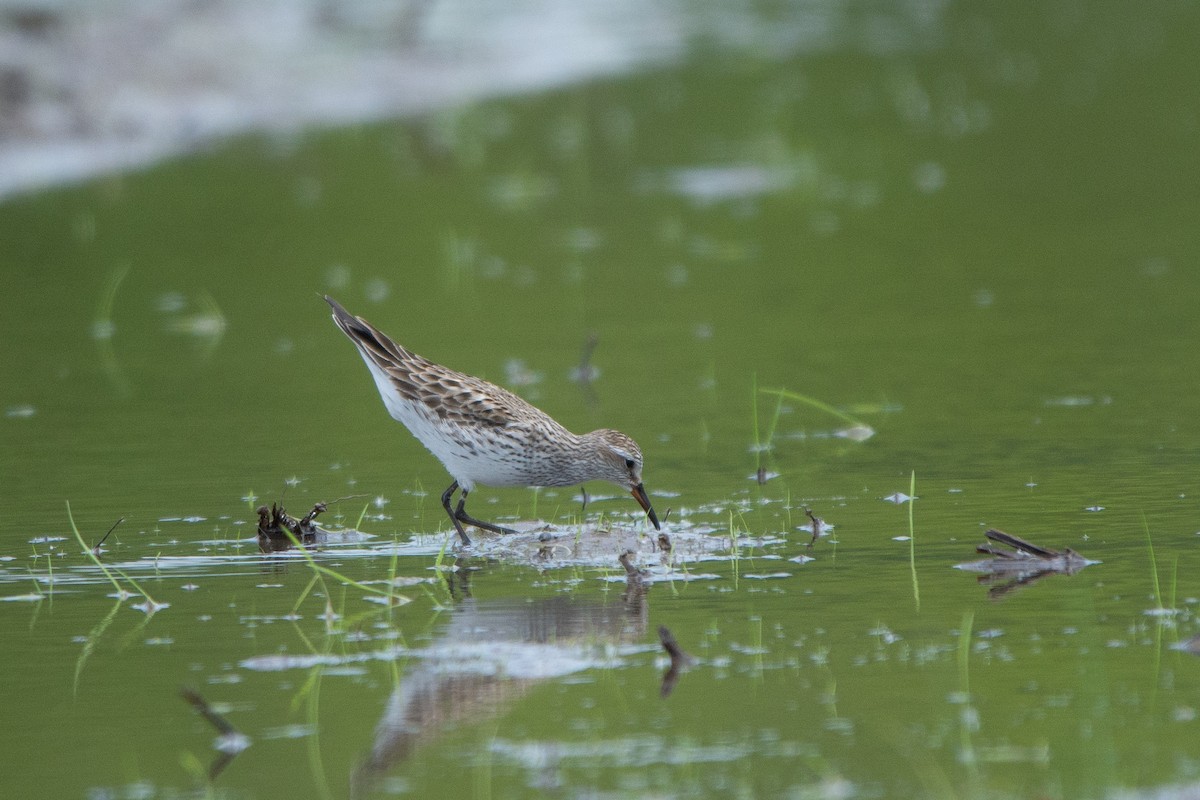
[441,481,472,546]
[454,488,519,536]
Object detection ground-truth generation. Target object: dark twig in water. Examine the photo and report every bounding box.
[804,506,824,547]
[755,466,768,485]
[977,528,1060,559]
[662,507,672,524]
[619,549,648,613]
[659,625,689,664]
[180,687,248,780]
[618,549,644,581]
[580,486,589,517]
[181,687,238,736]
[657,533,672,553]
[445,559,472,601]
[959,528,1094,600]
[658,625,694,698]
[93,516,125,552]
[977,568,1063,600]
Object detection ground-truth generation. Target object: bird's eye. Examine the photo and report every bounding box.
[624,459,635,470]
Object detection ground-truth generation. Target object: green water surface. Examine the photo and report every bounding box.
[3,2,1200,798]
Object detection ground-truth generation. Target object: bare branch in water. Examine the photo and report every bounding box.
[658,625,694,698]
[957,528,1095,600]
[93,516,125,552]
[180,686,249,780]
[803,506,824,546]
[180,686,237,736]
[618,549,644,581]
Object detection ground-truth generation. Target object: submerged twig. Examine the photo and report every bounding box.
[619,550,648,615]
[658,625,694,698]
[618,550,645,583]
[977,528,1058,559]
[803,507,824,547]
[658,625,688,664]
[957,528,1096,600]
[181,687,239,737]
[181,687,250,780]
[974,528,1088,567]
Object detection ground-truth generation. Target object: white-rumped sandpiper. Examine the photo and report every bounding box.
[326,296,660,545]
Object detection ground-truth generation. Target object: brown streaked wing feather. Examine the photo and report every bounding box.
[327,295,560,432]
[327,299,416,375]
[366,339,554,429]
[417,371,554,430]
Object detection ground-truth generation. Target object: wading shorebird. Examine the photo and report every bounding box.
[325,296,660,545]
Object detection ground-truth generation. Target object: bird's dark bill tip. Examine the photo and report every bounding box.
[632,483,661,530]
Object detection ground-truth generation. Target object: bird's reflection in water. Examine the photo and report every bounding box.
[354,563,648,791]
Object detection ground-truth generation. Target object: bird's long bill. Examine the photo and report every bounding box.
[631,483,661,530]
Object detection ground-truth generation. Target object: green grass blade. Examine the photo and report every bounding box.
[908,471,919,611]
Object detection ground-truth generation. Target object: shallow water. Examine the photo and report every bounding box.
[4,2,1200,798]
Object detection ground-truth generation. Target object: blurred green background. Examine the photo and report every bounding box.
[3,1,1200,797]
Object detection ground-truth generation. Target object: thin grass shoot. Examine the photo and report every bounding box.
[908,471,919,612]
